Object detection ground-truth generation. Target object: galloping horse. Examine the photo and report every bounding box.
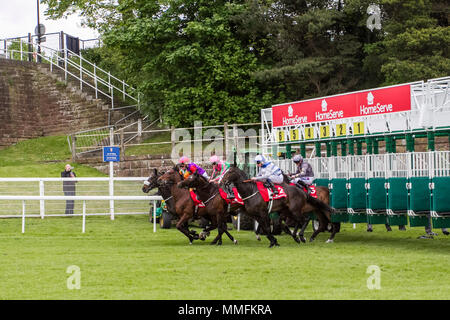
[221,166,332,247]
[177,172,242,245]
[156,166,237,245]
[282,173,341,243]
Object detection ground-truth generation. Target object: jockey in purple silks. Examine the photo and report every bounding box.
[178,156,210,180]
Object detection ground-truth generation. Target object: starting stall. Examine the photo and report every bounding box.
[262,77,450,230]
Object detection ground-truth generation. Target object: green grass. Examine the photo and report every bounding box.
[0,215,448,300]
[0,135,106,177]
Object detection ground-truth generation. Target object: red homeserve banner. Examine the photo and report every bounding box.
[272,84,411,127]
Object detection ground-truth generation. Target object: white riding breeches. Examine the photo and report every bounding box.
[292,176,315,185]
[266,174,284,184]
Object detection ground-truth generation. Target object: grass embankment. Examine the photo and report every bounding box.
[0,135,106,177]
[0,215,449,299]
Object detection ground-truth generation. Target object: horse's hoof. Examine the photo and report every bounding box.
[294,237,301,244]
[326,239,334,243]
[299,236,306,243]
[233,239,238,245]
[309,237,315,243]
[256,235,261,241]
[269,243,280,248]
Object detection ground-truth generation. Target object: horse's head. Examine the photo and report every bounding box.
[177,172,207,189]
[221,166,246,186]
[158,166,182,187]
[142,168,162,193]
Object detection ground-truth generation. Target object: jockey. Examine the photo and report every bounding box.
[251,154,283,195]
[178,156,210,180]
[209,155,230,183]
[290,154,315,191]
[209,155,234,199]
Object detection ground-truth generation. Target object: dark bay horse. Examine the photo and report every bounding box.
[282,173,341,243]
[177,172,242,245]
[221,166,333,247]
[156,166,237,245]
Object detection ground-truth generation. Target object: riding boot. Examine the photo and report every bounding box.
[225,184,235,200]
[296,180,310,194]
[265,180,278,195]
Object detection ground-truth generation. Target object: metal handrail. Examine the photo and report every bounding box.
[0,40,141,110]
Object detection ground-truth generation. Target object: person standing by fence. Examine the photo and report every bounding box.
[61,164,77,215]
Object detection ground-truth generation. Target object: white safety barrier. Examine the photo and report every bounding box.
[0,195,163,234]
[0,177,163,233]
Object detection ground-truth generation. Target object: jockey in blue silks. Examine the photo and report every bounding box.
[250,155,283,195]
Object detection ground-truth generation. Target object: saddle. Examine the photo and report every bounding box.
[255,181,287,202]
[189,190,205,207]
[290,182,318,198]
[219,187,244,205]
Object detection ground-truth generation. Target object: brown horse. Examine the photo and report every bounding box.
[221,166,332,247]
[282,173,340,243]
[157,166,237,245]
[177,172,243,245]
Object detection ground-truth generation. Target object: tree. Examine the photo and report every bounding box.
[364,0,450,84]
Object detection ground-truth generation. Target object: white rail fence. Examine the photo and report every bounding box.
[0,177,162,233]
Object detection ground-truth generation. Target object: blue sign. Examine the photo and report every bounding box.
[103,147,120,162]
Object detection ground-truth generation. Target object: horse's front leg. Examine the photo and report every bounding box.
[297,215,311,243]
[176,214,195,244]
[254,214,279,248]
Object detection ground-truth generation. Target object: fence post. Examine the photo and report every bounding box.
[28,33,33,62]
[82,200,86,233]
[109,128,115,220]
[71,135,77,162]
[22,200,26,234]
[94,64,98,99]
[137,118,142,143]
[79,51,83,90]
[120,129,125,159]
[171,126,175,152]
[153,200,157,233]
[39,180,45,219]
[224,122,229,161]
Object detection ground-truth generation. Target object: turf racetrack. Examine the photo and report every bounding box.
[0,215,448,300]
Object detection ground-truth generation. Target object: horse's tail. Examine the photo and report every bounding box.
[305,194,334,218]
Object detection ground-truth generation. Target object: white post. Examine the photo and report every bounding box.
[138,118,142,140]
[64,48,68,81]
[79,52,83,90]
[22,200,26,234]
[94,65,98,99]
[109,128,115,220]
[122,80,125,101]
[82,200,86,233]
[153,200,157,233]
[237,213,241,231]
[39,180,45,219]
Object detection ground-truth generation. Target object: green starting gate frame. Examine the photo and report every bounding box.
[264,77,450,230]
